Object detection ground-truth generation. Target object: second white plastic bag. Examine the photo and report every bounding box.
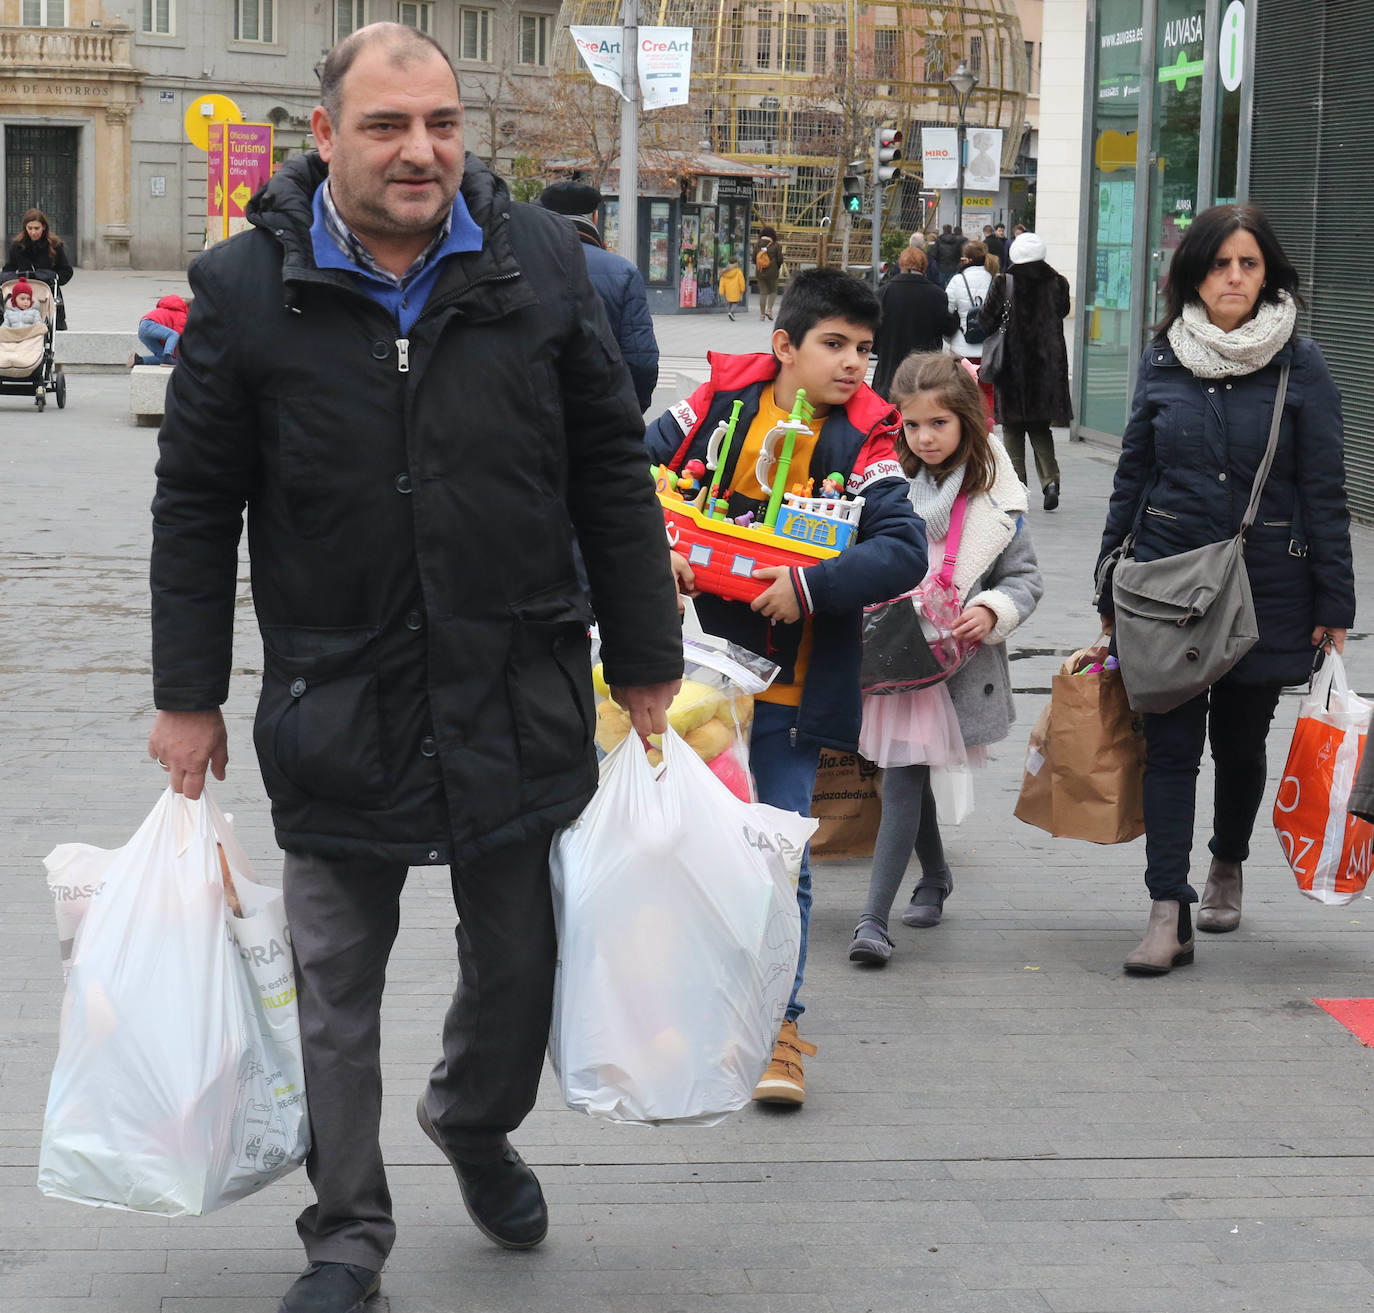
[38,787,309,1216]
[550,727,815,1126]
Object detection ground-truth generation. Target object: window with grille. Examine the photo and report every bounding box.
[235,0,274,42]
[459,6,492,61]
[142,0,172,34]
[785,14,807,73]
[756,7,772,69]
[834,25,846,67]
[1025,40,1038,94]
[874,28,898,80]
[969,35,983,79]
[518,13,549,66]
[335,0,365,40]
[22,0,66,25]
[398,1,432,33]
[812,25,826,72]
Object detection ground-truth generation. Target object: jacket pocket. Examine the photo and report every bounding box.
[505,588,594,782]
[253,625,388,805]
[1144,506,1178,520]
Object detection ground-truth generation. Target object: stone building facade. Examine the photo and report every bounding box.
[2,0,562,268]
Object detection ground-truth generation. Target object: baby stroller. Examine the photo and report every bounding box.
[0,268,66,411]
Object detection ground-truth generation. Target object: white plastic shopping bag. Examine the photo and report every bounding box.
[38,787,309,1215]
[930,764,975,826]
[1273,651,1374,905]
[550,727,815,1126]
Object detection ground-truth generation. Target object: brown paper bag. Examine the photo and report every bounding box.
[1014,645,1146,844]
[810,748,882,859]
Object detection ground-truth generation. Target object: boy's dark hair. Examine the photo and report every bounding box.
[774,267,880,348]
[1153,202,1301,339]
[889,353,996,495]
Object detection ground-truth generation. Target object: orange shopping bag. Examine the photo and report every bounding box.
[1273,651,1374,905]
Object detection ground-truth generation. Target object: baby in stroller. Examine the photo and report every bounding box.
[4,279,41,327]
[0,271,64,410]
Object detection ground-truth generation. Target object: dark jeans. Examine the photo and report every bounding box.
[1002,422,1060,490]
[282,833,557,1269]
[1141,679,1283,902]
[749,700,821,1022]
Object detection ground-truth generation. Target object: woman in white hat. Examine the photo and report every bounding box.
[978,232,1073,509]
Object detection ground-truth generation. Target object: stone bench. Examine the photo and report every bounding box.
[55,330,139,373]
[130,364,173,426]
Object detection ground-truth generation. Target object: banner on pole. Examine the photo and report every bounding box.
[206,123,227,247]
[963,127,1003,191]
[921,128,958,188]
[224,123,274,238]
[638,27,693,109]
[569,26,626,97]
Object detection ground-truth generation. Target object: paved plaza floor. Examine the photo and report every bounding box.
[2,275,1374,1312]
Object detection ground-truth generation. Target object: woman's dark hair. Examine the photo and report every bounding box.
[888,353,997,495]
[1154,203,1301,338]
[13,208,62,258]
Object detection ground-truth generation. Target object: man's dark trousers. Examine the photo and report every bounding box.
[282,832,557,1270]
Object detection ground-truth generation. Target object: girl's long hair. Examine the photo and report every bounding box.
[13,208,62,258]
[888,353,997,495]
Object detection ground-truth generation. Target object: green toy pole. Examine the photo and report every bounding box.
[763,389,812,530]
[708,399,744,504]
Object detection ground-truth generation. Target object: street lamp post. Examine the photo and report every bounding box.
[946,61,979,237]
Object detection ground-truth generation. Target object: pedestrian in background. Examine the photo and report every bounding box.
[1097,203,1354,975]
[871,247,956,400]
[127,294,189,367]
[754,225,783,321]
[5,208,73,329]
[945,239,994,418]
[718,256,746,320]
[540,180,659,411]
[148,23,682,1313]
[980,232,1072,509]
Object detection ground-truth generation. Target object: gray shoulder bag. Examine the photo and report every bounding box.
[1099,361,1291,715]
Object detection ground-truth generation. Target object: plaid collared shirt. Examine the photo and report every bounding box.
[318,179,453,289]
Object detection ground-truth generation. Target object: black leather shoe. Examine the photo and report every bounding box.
[417,1096,548,1249]
[277,1261,380,1313]
[1043,481,1060,511]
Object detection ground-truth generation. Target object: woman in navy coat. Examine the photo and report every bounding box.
[1097,204,1355,975]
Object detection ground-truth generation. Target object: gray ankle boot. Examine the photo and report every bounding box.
[1123,900,1195,975]
[1196,858,1242,933]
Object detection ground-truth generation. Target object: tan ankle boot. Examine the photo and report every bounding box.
[1124,900,1195,975]
[1196,859,1242,933]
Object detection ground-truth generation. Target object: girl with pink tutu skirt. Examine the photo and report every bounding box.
[850,354,1043,964]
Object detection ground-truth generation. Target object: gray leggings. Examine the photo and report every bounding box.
[861,765,953,926]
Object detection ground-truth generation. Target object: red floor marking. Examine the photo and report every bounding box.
[1313,998,1374,1047]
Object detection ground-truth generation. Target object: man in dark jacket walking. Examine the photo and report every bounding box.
[539,179,659,410]
[147,24,682,1313]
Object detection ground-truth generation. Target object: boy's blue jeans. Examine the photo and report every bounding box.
[749,700,820,1023]
[136,319,179,365]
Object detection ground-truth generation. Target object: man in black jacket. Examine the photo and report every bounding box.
[540,180,659,411]
[147,23,682,1313]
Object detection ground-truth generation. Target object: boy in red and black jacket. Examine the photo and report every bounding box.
[646,268,926,1105]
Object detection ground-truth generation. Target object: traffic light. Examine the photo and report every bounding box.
[841,163,864,216]
[873,126,902,185]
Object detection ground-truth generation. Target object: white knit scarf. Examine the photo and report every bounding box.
[906,461,966,544]
[1166,290,1296,379]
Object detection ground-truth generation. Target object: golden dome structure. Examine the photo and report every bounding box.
[554,1,1028,262]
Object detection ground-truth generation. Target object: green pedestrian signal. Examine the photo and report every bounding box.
[841,163,864,217]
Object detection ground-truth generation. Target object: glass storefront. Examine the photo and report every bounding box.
[1077,0,1245,440]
